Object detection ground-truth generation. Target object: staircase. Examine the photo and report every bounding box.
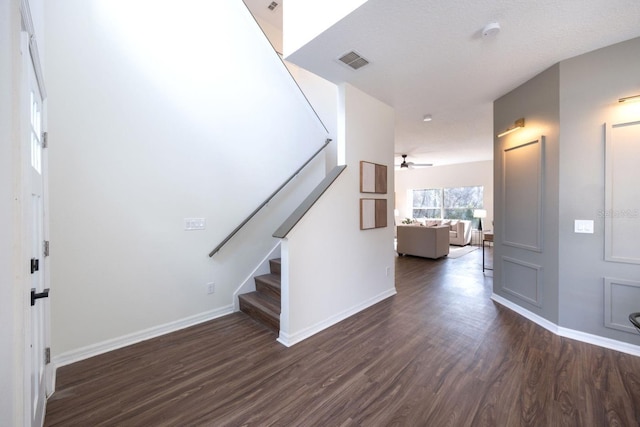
[239,258,281,333]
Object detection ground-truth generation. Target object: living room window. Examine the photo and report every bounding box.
[412,188,441,218]
[413,186,484,226]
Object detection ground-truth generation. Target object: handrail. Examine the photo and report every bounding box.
[209,138,332,257]
[273,165,347,239]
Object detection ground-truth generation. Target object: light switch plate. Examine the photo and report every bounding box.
[574,219,594,234]
[184,218,206,230]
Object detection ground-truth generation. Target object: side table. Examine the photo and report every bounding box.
[482,231,494,272]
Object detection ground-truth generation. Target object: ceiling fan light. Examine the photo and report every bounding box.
[399,154,409,168]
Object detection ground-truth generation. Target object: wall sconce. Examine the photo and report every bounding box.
[618,94,640,103]
[497,118,525,138]
[473,209,487,231]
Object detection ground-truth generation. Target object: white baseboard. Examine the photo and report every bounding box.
[52,305,234,369]
[557,326,640,357]
[277,288,397,347]
[491,293,640,357]
[491,294,558,333]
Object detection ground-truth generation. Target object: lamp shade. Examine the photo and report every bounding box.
[473,209,487,231]
[473,209,487,219]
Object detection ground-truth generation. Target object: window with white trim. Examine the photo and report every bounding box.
[412,186,483,225]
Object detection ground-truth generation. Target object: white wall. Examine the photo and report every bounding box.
[286,62,339,172]
[46,0,328,359]
[280,84,396,345]
[394,160,494,227]
[252,13,340,172]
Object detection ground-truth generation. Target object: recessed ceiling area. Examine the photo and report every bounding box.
[246,0,640,166]
[244,0,283,30]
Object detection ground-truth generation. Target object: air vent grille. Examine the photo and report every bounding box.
[338,51,370,70]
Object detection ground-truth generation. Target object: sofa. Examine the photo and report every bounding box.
[416,219,472,246]
[396,225,450,259]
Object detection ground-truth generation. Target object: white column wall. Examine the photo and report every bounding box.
[280,84,396,345]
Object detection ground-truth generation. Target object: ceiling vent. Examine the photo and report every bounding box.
[267,1,279,11]
[338,51,370,70]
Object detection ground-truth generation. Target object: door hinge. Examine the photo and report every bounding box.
[45,347,51,364]
[30,258,39,274]
[30,288,50,306]
[43,240,50,257]
[42,131,48,149]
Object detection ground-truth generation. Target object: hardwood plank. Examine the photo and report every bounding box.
[45,248,640,426]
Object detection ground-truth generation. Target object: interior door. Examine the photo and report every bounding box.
[23,31,50,427]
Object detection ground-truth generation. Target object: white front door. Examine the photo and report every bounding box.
[23,31,50,427]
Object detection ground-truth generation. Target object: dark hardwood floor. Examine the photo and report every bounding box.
[45,247,640,426]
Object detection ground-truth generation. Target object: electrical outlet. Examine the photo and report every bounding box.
[386,267,390,277]
[206,283,215,294]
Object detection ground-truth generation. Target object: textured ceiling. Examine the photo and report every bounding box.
[246,0,640,166]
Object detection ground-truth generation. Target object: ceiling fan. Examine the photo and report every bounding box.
[396,154,433,169]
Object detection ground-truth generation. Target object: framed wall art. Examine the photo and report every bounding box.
[360,198,387,230]
[360,161,387,194]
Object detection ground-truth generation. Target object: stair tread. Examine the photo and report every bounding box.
[255,273,281,300]
[238,258,282,334]
[239,291,280,332]
[239,291,280,316]
[255,273,281,288]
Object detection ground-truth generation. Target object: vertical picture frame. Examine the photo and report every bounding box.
[360,161,387,194]
[360,198,387,230]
